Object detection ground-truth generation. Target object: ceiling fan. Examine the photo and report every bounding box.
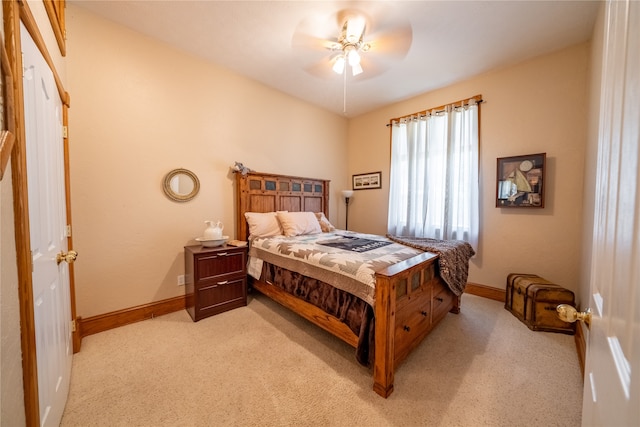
[329,14,369,76]
[292,6,413,80]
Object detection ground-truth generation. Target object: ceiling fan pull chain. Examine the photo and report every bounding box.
[343,67,347,114]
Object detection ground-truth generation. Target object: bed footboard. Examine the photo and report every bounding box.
[373,252,459,398]
[251,278,359,348]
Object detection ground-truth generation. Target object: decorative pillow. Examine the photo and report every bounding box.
[244,212,283,237]
[315,212,336,232]
[276,211,322,237]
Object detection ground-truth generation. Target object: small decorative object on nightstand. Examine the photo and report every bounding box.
[184,244,248,321]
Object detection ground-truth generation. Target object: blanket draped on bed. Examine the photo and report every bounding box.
[387,235,475,296]
[249,232,424,306]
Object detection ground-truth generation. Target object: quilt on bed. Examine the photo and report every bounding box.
[248,231,424,306]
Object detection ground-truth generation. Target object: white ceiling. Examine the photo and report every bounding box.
[68,1,600,117]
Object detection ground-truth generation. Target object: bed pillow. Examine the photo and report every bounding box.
[315,212,336,232]
[244,212,283,237]
[276,211,322,237]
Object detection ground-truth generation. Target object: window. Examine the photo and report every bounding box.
[387,98,480,249]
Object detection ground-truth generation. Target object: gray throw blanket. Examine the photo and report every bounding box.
[386,235,475,296]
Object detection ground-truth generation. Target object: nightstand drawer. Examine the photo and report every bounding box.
[196,276,247,315]
[194,250,245,282]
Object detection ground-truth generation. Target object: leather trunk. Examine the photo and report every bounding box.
[505,273,575,334]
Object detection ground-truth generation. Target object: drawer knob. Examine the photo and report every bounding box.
[435,297,444,302]
[217,280,229,285]
[217,252,228,257]
[403,325,410,332]
[421,310,428,317]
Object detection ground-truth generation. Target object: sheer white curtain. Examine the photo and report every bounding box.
[387,101,479,249]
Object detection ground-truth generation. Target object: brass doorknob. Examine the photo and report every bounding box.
[556,304,591,327]
[56,250,78,265]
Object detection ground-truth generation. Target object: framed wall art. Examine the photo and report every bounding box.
[496,153,546,208]
[353,171,381,190]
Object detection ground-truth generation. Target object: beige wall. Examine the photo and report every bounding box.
[66,6,349,318]
[348,43,591,293]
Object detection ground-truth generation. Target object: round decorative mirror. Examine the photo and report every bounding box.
[163,168,200,202]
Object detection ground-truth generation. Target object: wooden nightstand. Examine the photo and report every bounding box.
[184,244,248,322]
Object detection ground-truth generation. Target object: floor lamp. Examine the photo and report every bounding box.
[342,190,354,230]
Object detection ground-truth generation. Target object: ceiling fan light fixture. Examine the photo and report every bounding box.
[346,46,360,66]
[332,55,346,74]
[327,11,373,82]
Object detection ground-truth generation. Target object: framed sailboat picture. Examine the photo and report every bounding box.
[496,153,546,208]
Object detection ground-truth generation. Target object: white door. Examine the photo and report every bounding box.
[582,1,639,425]
[22,23,73,427]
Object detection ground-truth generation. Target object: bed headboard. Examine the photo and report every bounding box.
[235,171,330,240]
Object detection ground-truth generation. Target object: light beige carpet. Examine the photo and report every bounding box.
[61,294,583,426]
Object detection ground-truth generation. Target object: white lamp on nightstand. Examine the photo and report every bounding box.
[342,190,354,230]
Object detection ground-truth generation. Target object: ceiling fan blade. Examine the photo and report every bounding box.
[366,25,413,59]
[292,31,338,52]
[291,10,342,73]
[292,9,341,47]
[345,15,366,43]
[303,60,341,79]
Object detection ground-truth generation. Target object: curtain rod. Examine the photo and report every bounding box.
[386,95,483,127]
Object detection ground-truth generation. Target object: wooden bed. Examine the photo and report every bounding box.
[236,171,460,398]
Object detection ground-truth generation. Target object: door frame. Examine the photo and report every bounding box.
[3,1,77,426]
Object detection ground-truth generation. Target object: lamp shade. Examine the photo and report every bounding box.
[342,190,354,199]
[346,46,360,66]
[332,55,345,74]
